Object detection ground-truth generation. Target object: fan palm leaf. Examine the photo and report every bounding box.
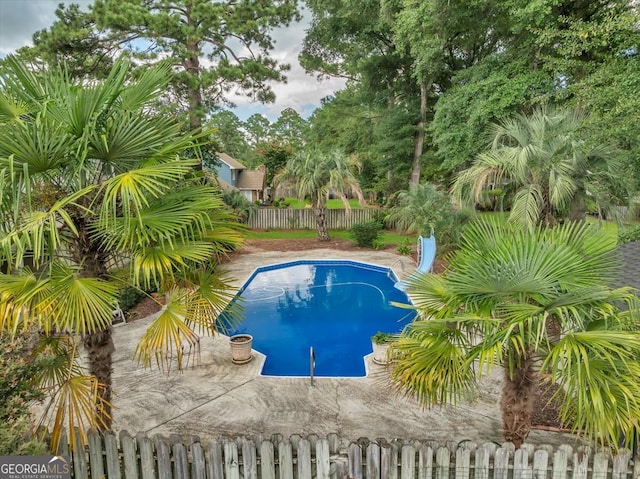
[0,56,245,449]
[453,105,625,227]
[392,219,640,448]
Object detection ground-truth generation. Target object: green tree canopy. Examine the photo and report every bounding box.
[452,105,626,228]
[17,0,300,136]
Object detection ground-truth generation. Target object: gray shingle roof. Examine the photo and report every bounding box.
[237,169,265,191]
[617,241,640,292]
[216,152,246,170]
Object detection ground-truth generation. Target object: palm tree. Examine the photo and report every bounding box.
[390,219,640,449]
[452,106,624,229]
[385,182,471,251]
[0,56,244,451]
[274,148,364,240]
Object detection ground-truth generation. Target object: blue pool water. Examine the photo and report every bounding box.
[225,260,416,377]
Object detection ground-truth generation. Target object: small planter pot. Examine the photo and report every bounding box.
[229,334,253,364]
[371,341,391,365]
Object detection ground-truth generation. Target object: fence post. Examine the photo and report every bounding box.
[242,439,258,479]
[435,447,450,479]
[494,447,511,479]
[191,442,206,479]
[366,442,381,479]
[400,445,416,479]
[455,447,470,479]
[278,439,294,479]
[382,442,399,479]
[72,429,88,479]
[612,452,631,479]
[104,431,121,479]
[119,431,138,479]
[475,446,491,479]
[533,449,550,479]
[298,439,312,479]
[173,442,189,479]
[260,440,276,479]
[137,434,155,479]
[513,448,530,479]
[206,440,225,479]
[316,439,331,479]
[87,430,105,479]
[154,436,172,479]
[552,447,570,479]
[349,443,364,479]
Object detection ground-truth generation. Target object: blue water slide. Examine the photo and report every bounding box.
[416,234,437,273]
[394,233,437,291]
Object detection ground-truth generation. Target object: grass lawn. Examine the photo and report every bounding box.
[478,211,620,242]
[248,212,629,251]
[247,229,415,248]
[277,198,364,209]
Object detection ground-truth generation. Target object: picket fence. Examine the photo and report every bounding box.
[247,209,377,230]
[62,430,639,479]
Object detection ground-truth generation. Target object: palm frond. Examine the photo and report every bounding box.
[32,334,110,452]
[509,184,544,229]
[543,330,640,447]
[99,160,200,224]
[134,299,198,371]
[390,320,477,406]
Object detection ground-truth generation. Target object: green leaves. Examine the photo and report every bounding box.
[392,219,640,448]
[453,105,622,229]
[0,56,246,448]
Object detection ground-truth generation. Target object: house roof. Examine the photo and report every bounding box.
[215,176,235,192]
[237,169,265,191]
[216,152,246,170]
[617,241,640,292]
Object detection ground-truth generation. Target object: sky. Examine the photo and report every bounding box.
[0,0,346,121]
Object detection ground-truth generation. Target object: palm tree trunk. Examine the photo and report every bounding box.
[313,195,330,241]
[500,356,537,448]
[73,225,115,430]
[82,328,115,429]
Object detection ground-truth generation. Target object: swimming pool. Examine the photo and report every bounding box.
[225,260,416,377]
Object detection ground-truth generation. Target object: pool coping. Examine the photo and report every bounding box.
[226,258,409,379]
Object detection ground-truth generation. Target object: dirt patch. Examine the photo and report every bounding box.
[225,236,447,273]
[236,236,389,253]
[126,296,163,322]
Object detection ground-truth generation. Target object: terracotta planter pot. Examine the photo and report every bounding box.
[229,334,253,364]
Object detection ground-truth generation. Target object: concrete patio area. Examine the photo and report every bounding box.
[110,247,582,447]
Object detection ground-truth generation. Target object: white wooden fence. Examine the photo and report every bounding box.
[63,430,639,479]
[248,209,377,230]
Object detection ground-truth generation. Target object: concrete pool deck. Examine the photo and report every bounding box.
[110,247,582,447]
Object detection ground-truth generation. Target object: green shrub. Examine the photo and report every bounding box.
[618,225,640,244]
[273,199,280,207]
[350,221,382,248]
[396,238,412,255]
[222,190,257,222]
[118,286,147,313]
[371,209,389,229]
[0,335,49,455]
[371,331,394,344]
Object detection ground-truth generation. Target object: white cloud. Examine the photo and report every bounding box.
[0,1,345,121]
